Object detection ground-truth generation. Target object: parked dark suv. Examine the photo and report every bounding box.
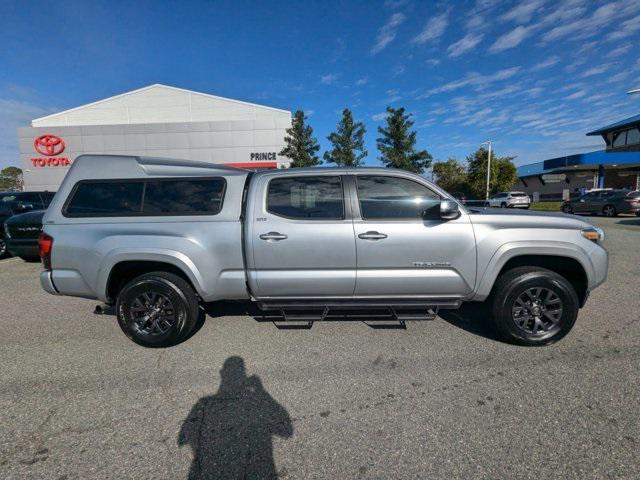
[561,189,640,217]
[0,191,55,258]
[4,210,45,261]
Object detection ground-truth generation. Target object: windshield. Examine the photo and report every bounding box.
[0,194,18,203]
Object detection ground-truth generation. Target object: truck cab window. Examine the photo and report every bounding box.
[267,176,344,219]
[356,175,440,220]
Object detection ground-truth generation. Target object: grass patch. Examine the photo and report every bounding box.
[530,201,562,211]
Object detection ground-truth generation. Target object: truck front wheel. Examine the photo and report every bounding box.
[116,271,199,348]
[491,267,579,346]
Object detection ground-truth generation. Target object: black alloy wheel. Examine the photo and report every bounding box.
[116,271,199,347]
[602,204,616,217]
[491,266,579,346]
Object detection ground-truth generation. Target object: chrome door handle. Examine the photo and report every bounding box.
[358,231,387,240]
[259,232,288,241]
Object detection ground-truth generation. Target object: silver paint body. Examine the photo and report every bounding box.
[40,155,608,305]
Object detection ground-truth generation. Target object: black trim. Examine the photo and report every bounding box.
[240,172,254,298]
[62,176,227,218]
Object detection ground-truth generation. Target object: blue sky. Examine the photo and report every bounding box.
[1,0,639,171]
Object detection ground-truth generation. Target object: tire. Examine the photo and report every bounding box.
[501,202,507,208]
[636,211,640,217]
[0,237,8,259]
[562,203,573,214]
[602,204,617,217]
[491,266,579,346]
[116,271,200,348]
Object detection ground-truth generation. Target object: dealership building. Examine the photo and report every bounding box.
[517,113,640,200]
[18,84,292,191]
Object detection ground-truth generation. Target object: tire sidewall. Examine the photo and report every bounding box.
[116,276,190,347]
[493,272,578,346]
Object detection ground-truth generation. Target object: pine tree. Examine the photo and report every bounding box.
[323,108,367,167]
[280,110,321,167]
[376,107,432,174]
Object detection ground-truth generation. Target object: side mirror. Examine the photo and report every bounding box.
[439,199,460,220]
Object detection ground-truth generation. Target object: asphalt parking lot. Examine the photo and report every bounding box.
[1,216,639,480]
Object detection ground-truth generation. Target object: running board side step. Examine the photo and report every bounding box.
[256,299,461,329]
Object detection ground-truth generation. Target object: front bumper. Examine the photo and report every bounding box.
[40,271,59,295]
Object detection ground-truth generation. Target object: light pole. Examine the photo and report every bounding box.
[480,140,492,201]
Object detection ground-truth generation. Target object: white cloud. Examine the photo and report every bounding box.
[566,89,587,100]
[412,10,450,44]
[372,112,387,121]
[355,77,368,86]
[499,0,546,23]
[320,73,339,85]
[541,1,636,44]
[489,25,532,53]
[371,13,406,54]
[609,43,632,58]
[447,33,484,57]
[384,89,402,103]
[606,14,640,41]
[392,65,406,77]
[426,58,441,66]
[581,64,611,78]
[420,66,521,97]
[529,55,560,71]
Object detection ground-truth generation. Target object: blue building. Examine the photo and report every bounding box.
[517,113,640,200]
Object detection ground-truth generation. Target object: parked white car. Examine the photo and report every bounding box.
[488,191,531,209]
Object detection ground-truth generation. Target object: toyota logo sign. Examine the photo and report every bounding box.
[31,134,71,168]
[34,134,65,156]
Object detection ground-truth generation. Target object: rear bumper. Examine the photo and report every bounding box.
[40,271,59,295]
[7,239,38,258]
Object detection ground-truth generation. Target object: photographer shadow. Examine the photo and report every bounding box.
[178,356,293,480]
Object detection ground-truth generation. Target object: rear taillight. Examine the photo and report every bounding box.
[38,232,53,270]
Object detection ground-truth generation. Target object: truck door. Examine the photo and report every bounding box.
[351,174,476,298]
[247,173,356,298]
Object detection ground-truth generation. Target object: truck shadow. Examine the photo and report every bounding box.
[178,356,293,479]
[437,303,500,342]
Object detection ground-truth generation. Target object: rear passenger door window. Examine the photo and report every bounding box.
[65,181,144,216]
[267,176,344,219]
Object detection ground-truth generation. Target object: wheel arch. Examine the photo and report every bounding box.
[473,244,593,307]
[100,252,205,304]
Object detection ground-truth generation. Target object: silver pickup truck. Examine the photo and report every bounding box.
[39,155,608,347]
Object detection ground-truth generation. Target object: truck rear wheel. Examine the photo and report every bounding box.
[116,271,199,347]
[491,267,579,346]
